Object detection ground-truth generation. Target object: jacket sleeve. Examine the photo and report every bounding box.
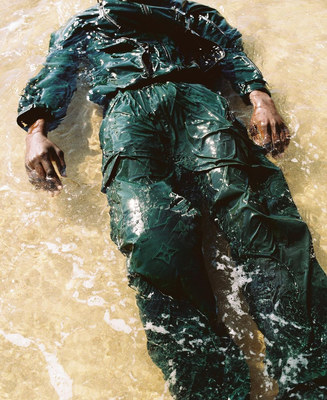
[17,20,85,132]
[183,1,270,102]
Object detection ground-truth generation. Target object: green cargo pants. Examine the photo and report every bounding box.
[100,82,327,399]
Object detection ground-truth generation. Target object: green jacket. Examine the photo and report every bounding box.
[17,0,269,131]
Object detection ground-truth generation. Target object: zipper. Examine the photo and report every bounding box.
[140,4,151,16]
[97,0,121,30]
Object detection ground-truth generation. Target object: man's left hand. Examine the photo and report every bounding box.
[248,90,290,157]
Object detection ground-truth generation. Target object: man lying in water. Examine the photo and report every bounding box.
[18,0,327,398]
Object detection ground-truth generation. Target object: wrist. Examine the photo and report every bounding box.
[27,119,48,137]
[249,90,273,109]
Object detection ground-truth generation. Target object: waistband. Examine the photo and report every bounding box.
[119,66,219,93]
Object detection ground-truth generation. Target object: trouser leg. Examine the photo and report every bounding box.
[106,159,215,316]
[201,214,279,399]
[133,275,249,400]
[154,81,326,398]
[104,157,250,399]
[195,149,327,398]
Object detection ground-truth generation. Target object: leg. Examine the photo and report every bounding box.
[104,158,250,399]
[167,82,326,398]
[201,216,279,400]
[134,275,249,400]
[196,143,327,398]
[106,157,215,315]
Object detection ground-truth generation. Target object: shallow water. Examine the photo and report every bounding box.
[0,0,326,399]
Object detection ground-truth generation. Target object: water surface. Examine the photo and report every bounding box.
[0,1,326,399]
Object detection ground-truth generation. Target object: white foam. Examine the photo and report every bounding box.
[87,296,107,307]
[0,330,32,348]
[144,322,169,334]
[104,311,132,334]
[38,344,73,400]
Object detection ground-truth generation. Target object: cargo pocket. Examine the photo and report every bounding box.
[216,132,237,160]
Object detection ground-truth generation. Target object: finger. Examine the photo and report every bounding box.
[270,122,281,152]
[272,127,291,158]
[40,158,63,191]
[272,126,290,157]
[249,124,263,146]
[26,167,45,189]
[272,125,286,155]
[34,162,46,179]
[26,163,58,191]
[258,123,272,153]
[281,125,291,148]
[45,176,62,192]
[279,124,286,143]
[249,124,257,137]
[52,147,67,177]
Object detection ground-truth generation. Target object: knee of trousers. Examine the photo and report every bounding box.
[202,165,313,262]
[127,210,215,313]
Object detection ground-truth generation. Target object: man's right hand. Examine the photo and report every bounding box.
[25,118,66,193]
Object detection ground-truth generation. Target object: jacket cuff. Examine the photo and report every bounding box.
[17,104,53,132]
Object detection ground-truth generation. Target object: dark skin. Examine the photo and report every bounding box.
[24,90,290,193]
[249,90,291,154]
[25,118,66,194]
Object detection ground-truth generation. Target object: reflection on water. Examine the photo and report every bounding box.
[0,0,326,399]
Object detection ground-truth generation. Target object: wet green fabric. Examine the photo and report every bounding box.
[132,276,250,399]
[17,1,327,398]
[103,82,327,399]
[100,82,244,313]
[17,0,269,131]
[195,156,327,399]
[100,82,242,187]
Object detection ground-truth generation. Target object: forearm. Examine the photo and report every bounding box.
[17,37,81,133]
